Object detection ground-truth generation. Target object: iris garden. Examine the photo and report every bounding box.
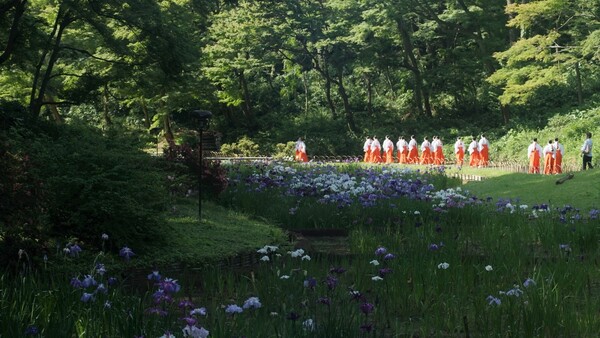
[3,162,600,337]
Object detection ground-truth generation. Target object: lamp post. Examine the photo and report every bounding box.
[191,109,212,221]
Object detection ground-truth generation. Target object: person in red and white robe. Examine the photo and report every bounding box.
[363,137,372,163]
[468,137,479,167]
[370,136,382,163]
[543,140,555,175]
[295,138,308,162]
[478,134,489,167]
[396,136,408,164]
[553,138,564,174]
[407,135,419,164]
[420,137,433,165]
[433,136,445,165]
[382,136,394,164]
[528,138,542,174]
[454,137,465,166]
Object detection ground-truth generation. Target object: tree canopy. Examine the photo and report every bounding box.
[1,0,599,153]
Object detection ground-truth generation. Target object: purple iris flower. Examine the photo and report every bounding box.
[95,263,106,276]
[225,304,243,314]
[96,283,107,294]
[486,295,501,306]
[147,271,161,281]
[119,246,135,261]
[24,325,38,335]
[523,278,536,288]
[304,277,317,289]
[179,299,194,309]
[81,275,97,288]
[81,292,95,303]
[242,296,262,309]
[158,278,181,294]
[183,316,197,326]
[190,307,207,316]
[378,268,393,277]
[146,307,168,317]
[374,247,387,256]
[325,275,339,290]
[70,277,83,288]
[68,244,82,257]
[360,302,374,315]
[329,267,347,274]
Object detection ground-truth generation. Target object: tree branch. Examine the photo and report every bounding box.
[61,45,137,65]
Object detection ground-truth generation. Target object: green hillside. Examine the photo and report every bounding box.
[464,169,600,211]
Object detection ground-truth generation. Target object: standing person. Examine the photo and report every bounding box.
[396,136,408,164]
[478,134,489,167]
[528,138,542,174]
[581,132,593,170]
[363,137,372,163]
[371,136,382,163]
[553,138,564,174]
[295,137,308,162]
[454,137,465,166]
[543,140,555,175]
[407,135,419,164]
[382,136,394,164]
[468,137,479,168]
[433,136,445,165]
[420,137,433,165]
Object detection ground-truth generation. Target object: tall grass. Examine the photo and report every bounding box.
[2,163,599,336]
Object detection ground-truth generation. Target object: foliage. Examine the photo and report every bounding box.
[4,163,600,336]
[272,141,295,160]
[220,136,261,157]
[163,141,229,198]
[492,105,600,165]
[0,108,169,264]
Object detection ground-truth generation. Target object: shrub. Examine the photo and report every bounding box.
[0,114,169,262]
[220,136,260,156]
[272,141,295,160]
[163,142,228,198]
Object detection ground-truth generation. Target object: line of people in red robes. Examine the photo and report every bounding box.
[363,134,490,167]
[527,137,564,174]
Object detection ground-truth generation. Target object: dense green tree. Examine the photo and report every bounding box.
[488,0,600,108]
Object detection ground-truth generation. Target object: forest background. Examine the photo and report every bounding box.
[1,0,599,264]
[1,0,599,155]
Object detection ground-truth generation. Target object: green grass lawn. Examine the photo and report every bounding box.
[463,169,600,211]
[134,198,286,269]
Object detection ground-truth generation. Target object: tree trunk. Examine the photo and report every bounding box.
[141,98,150,129]
[30,6,63,114]
[336,74,357,132]
[163,113,174,144]
[302,71,309,114]
[324,75,337,118]
[44,94,62,124]
[238,70,254,125]
[506,0,517,45]
[102,84,112,125]
[500,104,510,124]
[396,15,426,116]
[31,9,73,116]
[457,0,496,74]
[574,62,583,105]
[365,75,373,116]
[0,0,27,65]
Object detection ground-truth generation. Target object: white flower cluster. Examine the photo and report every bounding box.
[429,187,467,208]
